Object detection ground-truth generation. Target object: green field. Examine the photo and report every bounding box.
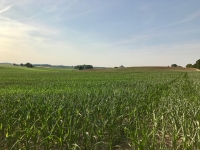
[0,65,200,149]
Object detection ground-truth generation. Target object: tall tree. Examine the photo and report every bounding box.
[196,59,200,69]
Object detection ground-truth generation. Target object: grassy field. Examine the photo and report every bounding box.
[0,65,200,149]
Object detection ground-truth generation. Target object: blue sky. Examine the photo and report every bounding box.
[0,0,200,67]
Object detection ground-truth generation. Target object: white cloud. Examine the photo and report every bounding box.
[0,5,13,14]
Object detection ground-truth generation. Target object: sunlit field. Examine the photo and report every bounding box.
[0,65,200,149]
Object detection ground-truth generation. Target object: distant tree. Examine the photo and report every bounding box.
[186,64,193,68]
[74,65,93,70]
[171,64,178,67]
[195,59,200,69]
[78,66,83,70]
[114,67,118,68]
[193,63,197,68]
[25,62,33,68]
[20,63,24,66]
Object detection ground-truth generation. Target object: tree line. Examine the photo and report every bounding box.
[74,65,93,70]
[186,59,200,69]
[21,63,34,68]
[171,59,200,69]
[13,63,34,68]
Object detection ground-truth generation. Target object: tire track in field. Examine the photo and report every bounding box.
[148,72,195,104]
[137,72,186,115]
[127,73,186,149]
[181,72,198,99]
[147,72,185,103]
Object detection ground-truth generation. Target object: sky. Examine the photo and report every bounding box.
[0,0,200,67]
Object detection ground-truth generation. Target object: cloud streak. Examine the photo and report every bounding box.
[0,5,13,14]
[64,8,100,21]
[180,10,200,23]
[159,10,200,30]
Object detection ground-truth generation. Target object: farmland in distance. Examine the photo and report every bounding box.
[0,65,200,149]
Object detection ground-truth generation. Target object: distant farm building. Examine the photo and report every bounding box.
[119,65,125,68]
